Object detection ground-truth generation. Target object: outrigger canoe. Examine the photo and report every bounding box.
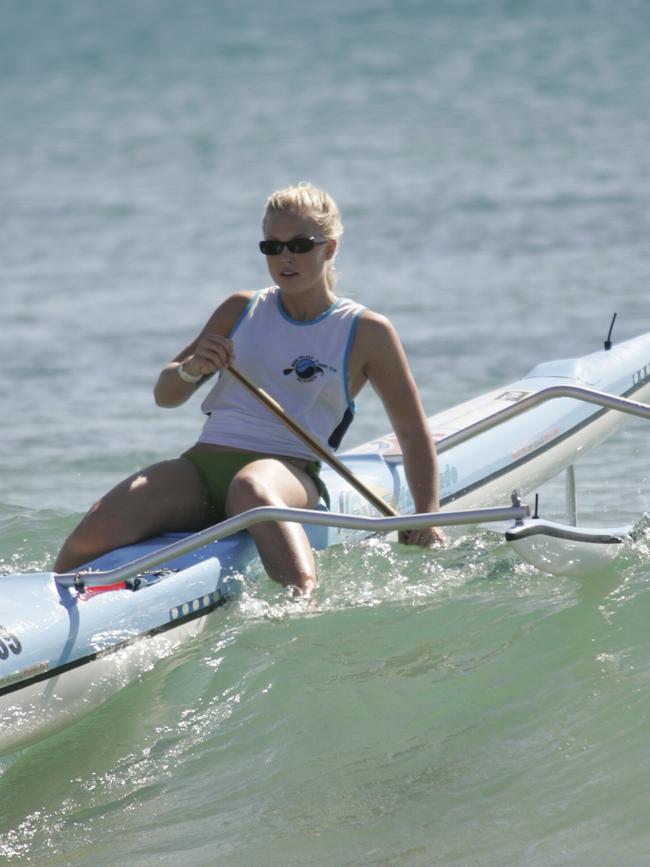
[2,329,650,755]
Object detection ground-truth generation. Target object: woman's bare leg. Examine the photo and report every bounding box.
[54,458,215,572]
[225,459,320,595]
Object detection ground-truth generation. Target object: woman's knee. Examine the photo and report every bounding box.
[226,460,317,516]
[226,470,275,513]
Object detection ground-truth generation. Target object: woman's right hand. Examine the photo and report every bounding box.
[182,333,235,378]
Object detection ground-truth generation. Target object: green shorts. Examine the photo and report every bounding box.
[182,448,330,520]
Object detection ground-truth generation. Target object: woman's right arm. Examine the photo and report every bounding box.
[154,292,252,408]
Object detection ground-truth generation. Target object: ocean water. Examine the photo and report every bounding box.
[1,0,650,863]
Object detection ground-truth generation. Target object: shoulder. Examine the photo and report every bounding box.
[218,290,257,319]
[347,308,409,395]
[201,290,257,335]
[354,309,402,353]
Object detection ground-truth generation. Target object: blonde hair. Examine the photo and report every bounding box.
[263,182,343,289]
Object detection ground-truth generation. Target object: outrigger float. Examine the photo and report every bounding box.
[1,326,649,755]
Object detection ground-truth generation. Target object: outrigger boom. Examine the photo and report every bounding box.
[57,502,531,590]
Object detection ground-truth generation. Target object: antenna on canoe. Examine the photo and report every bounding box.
[604,312,617,350]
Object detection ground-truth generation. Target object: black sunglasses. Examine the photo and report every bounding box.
[259,237,328,256]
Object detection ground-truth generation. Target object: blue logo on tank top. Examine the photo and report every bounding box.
[283,355,336,382]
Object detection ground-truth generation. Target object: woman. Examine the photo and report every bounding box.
[54,183,443,594]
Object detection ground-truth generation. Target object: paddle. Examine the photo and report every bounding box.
[226,365,398,517]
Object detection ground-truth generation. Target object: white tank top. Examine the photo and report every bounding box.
[198,287,365,459]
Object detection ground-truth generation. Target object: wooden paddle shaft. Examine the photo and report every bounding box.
[227,366,398,517]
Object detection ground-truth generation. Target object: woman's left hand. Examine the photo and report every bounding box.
[399,527,446,547]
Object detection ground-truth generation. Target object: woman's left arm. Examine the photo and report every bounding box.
[350,312,444,546]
